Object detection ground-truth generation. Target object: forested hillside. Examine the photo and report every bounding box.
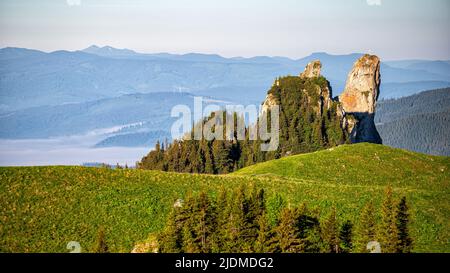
[138,75,349,173]
[376,88,450,156]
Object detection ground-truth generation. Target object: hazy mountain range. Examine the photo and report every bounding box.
[1,46,449,112]
[0,45,449,158]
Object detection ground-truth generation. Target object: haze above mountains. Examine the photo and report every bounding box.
[0,45,449,164]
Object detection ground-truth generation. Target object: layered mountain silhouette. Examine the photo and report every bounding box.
[0,46,449,155]
[1,46,449,112]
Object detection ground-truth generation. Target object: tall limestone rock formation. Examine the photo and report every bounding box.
[339,54,382,144]
[261,55,382,145]
[140,55,383,174]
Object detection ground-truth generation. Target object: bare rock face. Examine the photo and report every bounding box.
[261,93,278,113]
[300,60,321,78]
[339,54,382,144]
[340,54,380,113]
[318,84,333,114]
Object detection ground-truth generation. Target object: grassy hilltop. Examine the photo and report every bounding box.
[0,143,449,252]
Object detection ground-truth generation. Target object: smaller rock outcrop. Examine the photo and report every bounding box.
[299,60,321,78]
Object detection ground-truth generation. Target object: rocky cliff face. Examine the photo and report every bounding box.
[261,55,382,146]
[339,54,382,144]
[299,60,322,78]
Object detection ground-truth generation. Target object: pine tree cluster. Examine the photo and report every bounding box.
[157,185,413,253]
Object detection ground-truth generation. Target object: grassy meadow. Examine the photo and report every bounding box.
[0,143,449,252]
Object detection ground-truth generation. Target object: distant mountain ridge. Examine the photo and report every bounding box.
[1,46,450,154]
[82,45,138,57]
[1,46,449,112]
[0,92,196,139]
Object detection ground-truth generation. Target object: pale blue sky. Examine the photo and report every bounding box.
[0,0,449,60]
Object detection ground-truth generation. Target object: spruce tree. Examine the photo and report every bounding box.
[396,196,413,253]
[223,186,247,252]
[275,208,300,252]
[203,141,215,174]
[321,206,339,253]
[296,204,322,253]
[159,193,195,253]
[339,220,353,253]
[158,208,182,252]
[379,186,399,253]
[356,201,377,253]
[182,224,199,253]
[245,186,265,250]
[254,212,279,253]
[212,186,228,252]
[193,191,217,253]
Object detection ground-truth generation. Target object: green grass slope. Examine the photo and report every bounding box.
[233,143,448,190]
[0,143,449,252]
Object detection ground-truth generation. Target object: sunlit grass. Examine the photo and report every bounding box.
[0,143,448,252]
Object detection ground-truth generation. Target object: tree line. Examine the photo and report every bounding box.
[157,185,413,253]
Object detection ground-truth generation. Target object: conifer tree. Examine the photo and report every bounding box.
[156,185,416,254]
[396,196,413,253]
[296,203,323,253]
[158,193,195,253]
[321,206,340,253]
[275,208,300,253]
[379,186,399,253]
[356,201,377,253]
[188,141,200,173]
[182,224,199,253]
[254,212,279,253]
[203,141,215,174]
[192,191,217,253]
[339,220,353,253]
[212,186,228,252]
[158,208,182,252]
[242,187,266,251]
[223,186,247,252]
